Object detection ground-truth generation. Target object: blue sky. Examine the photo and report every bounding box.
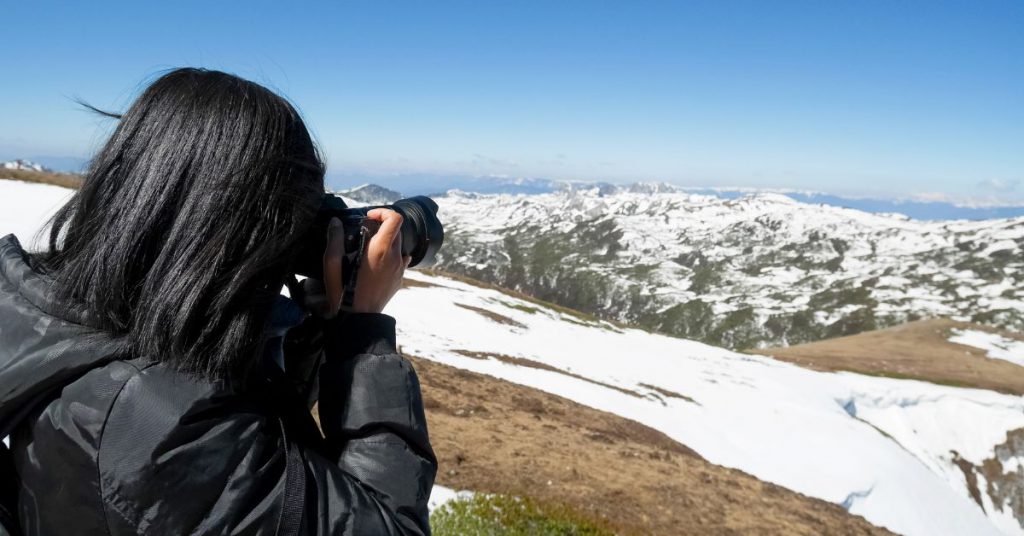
[1,1,1022,203]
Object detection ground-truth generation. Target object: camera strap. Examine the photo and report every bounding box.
[340,221,374,308]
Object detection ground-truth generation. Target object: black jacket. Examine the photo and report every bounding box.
[0,234,436,535]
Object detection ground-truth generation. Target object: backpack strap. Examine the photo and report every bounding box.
[266,348,319,536]
[276,418,307,536]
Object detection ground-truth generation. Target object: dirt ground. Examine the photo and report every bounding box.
[751,318,1024,395]
[405,355,892,535]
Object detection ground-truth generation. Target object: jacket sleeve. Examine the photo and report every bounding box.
[59,312,436,535]
[303,312,437,535]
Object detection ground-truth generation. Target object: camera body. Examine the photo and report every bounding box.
[290,194,444,293]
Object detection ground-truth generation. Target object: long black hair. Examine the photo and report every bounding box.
[40,68,325,381]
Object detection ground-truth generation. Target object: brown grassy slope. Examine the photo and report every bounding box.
[405,355,891,536]
[0,168,83,189]
[752,318,1024,395]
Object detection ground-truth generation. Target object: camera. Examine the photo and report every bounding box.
[290,194,444,289]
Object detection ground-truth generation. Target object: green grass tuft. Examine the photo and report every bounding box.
[430,494,613,536]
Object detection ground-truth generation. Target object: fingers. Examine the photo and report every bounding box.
[366,208,404,264]
[322,217,345,317]
[389,222,403,259]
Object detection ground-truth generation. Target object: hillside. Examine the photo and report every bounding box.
[753,318,1024,395]
[0,163,83,189]
[429,187,1024,350]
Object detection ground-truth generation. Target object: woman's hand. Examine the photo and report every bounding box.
[322,208,411,315]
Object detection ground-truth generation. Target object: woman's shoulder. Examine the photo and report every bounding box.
[41,357,276,453]
[17,358,290,534]
[90,358,276,442]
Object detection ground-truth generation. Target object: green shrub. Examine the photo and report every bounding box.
[688,265,722,294]
[430,494,612,536]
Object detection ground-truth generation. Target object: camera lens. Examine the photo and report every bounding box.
[393,196,444,267]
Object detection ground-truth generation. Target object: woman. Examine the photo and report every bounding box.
[0,68,436,534]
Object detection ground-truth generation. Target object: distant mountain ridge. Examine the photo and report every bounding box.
[685,188,1024,221]
[2,159,50,172]
[332,173,1024,220]
[6,159,1020,219]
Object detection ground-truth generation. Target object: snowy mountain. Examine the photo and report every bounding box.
[5,177,1024,535]
[430,187,1024,350]
[334,183,404,205]
[1,159,49,172]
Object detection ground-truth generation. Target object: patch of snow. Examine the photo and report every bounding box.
[428,485,472,513]
[950,329,1024,368]
[982,240,1019,256]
